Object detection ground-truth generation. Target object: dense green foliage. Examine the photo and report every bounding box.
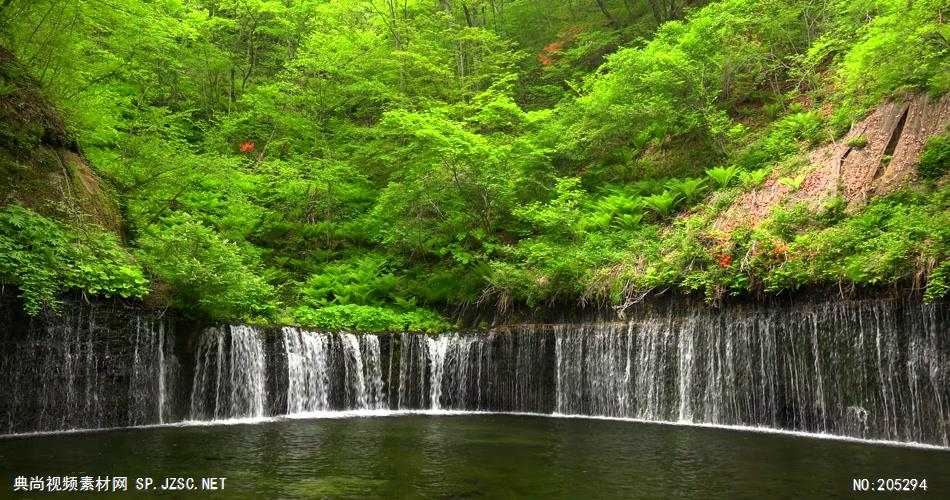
[1,0,947,328]
[918,131,950,180]
[0,206,148,314]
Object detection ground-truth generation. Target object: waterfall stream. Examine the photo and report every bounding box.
[283,327,331,413]
[190,325,267,420]
[2,298,948,446]
[280,328,386,413]
[0,304,178,434]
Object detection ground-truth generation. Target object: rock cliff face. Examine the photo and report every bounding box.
[0,46,121,234]
[716,93,950,232]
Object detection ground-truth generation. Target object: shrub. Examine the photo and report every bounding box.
[917,133,950,180]
[293,304,450,333]
[0,205,149,315]
[762,191,950,293]
[135,215,277,320]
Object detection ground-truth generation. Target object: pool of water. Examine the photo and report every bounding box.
[2,414,948,498]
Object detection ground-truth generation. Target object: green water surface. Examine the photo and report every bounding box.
[1,415,948,499]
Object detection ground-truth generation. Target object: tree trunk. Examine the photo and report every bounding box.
[462,2,474,27]
[594,0,618,29]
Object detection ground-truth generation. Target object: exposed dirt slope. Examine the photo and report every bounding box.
[0,46,121,233]
[715,93,950,232]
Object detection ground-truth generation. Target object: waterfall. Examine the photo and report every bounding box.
[420,333,481,410]
[361,334,386,409]
[396,329,553,412]
[397,332,424,409]
[279,328,386,413]
[0,301,176,434]
[339,333,371,409]
[190,325,267,420]
[554,323,634,417]
[129,318,179,426]
[426,336,450,410]
[232,326,267,417]
[284,327,331,412]
[157,322,180,424]
[548,301,950,445]
[3,297,948,446]
[382,300,948,445]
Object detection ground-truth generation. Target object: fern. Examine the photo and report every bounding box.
[666,177,707,203]
[612,212,644,230]
[630,179,665,196]
[705,166,740,188]
[778,174,806,191]
[738,168,771,189]
[641,191,681,218]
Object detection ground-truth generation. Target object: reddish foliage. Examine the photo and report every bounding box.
[239,142,255,153]
[537,26,583,68]
[716,253,733,267]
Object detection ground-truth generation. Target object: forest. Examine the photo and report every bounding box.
[1,0,948,331]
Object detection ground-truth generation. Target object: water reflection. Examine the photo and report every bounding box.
[1,415,948,499]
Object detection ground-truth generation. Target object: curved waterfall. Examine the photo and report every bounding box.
[1,298,948,446]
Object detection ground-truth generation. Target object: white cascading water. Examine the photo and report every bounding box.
[190,325,266,420]
[283,327,331,413]
[360,334,386,409]
[229,326,267,417]
[154,322,179,424]
[340,333,369,409]
[426,336,451,410]
[157,321,166,423]
[397,333,412,409]
[0,305,178,434]
[549,302,950,445]
[128,317,179,426]
[388,301,949,446]
[7,298,946,448]
[440,334,479,409]
[397,329,549,412]
[281,328,386,412]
